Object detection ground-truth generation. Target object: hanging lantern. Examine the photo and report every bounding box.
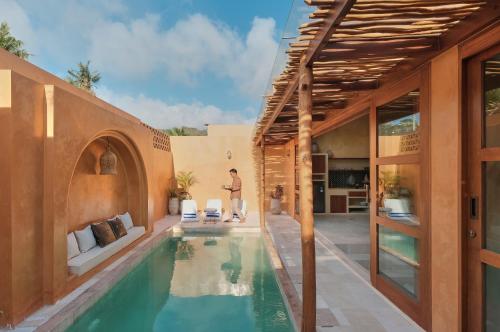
[100,139,117,175]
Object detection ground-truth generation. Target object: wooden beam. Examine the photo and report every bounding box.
[275,113,326,123]
[255,78,299,145]
[303,0,357,66]
[298,55,316,332]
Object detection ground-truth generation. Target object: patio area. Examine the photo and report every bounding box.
[266,213,422,332]
[314,215,370,273]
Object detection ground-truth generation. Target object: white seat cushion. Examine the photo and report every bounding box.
[68,226,145,276]
[119,212,134,230]
[74,225,97,253]
[67,232,81,260]
[181,200,199,222]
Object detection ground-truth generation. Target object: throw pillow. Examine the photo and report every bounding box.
[74,225,97,253]
[108,218,128,239]
[67,232,81,260]
[118,212,134,230]
[91,222,117,247]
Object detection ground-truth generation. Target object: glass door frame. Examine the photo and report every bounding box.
[466,42,500,332]
[369,67,431,330]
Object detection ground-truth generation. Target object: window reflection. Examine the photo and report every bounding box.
[484,55,500,147]
[378,90,420,157]
[378,226,419,298]
[377,164,420,225]
[485,265,500,332]
[485,161,500,254]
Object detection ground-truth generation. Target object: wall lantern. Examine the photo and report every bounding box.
[100,139,117,175]
[226,150,232,160]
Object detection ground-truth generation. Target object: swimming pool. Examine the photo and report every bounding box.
[66,234,295,332]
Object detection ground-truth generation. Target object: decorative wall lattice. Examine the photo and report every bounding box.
[142,123,171,152]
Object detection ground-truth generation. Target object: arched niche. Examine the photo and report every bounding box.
[67,131,148,232]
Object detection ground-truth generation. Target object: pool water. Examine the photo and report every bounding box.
[66,234,295,332]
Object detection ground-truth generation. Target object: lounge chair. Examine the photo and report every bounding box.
[181,200,200,222]
[232,200,248,222]
[204,199,222,223]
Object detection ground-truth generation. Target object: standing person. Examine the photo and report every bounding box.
[222,168,245,223]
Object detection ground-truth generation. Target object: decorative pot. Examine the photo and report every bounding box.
[270,198,282,215]
[169,197,179,215]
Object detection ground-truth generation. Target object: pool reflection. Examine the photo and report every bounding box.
[67,234,294,332]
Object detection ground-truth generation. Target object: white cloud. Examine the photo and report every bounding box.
[0,0,37,53]
[97,86,255,129]
[89,14,278,98]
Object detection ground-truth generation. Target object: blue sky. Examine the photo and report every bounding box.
[0,0,292,128]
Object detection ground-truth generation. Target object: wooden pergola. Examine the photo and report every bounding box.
[255,1,499,331]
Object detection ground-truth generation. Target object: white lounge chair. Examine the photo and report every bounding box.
[232,200,248,222]
[204,199,222,223]
[181,200,200,222]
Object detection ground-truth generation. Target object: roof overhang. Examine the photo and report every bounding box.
[255,0,500,145]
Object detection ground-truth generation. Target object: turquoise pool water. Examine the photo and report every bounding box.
[66,234,295,332]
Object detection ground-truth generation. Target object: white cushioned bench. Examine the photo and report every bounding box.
[68,226,145,276]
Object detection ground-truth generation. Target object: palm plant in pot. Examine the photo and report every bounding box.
[176,171,198,201]
[270,185,284,215]
[168,188,179,215]
[379,171,412,216]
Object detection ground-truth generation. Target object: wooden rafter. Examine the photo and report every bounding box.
[255,0,497,145]
[255,0,356,145]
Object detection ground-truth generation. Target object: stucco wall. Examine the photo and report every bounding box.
[0,49,174,326]
[170,125,259,214]
[67,140,129,230]
[430,46,462,332]
[10,71,45,324]
[264,143,295,215]
[315,115,369,158]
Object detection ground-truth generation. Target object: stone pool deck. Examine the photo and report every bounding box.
[173,211,261,234]
[266,213,423,332]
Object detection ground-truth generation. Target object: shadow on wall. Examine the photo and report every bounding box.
[67,134,147,232]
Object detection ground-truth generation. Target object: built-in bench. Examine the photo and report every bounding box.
[68,226,145,276]
[67,212,145,276]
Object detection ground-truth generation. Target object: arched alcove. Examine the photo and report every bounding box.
[67,132,148,232]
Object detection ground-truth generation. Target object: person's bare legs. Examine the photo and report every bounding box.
[231,198,245,223]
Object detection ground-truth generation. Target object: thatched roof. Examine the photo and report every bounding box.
[255,0,499,145]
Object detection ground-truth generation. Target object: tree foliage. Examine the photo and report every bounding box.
[0,22,30,59]
[66,61,101,94]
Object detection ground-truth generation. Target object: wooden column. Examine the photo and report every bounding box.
[298,54,316,332]
[260,139,265,228]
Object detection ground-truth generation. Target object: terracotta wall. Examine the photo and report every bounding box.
[429,46,462,332]
[0,71,12,328]
[150,146,174,221]
[170,125,259,215]
[67,140,128,230]
[0,71,46,325]
[315,115,369,158]
[263,141,296,215]
[0,49,174,326]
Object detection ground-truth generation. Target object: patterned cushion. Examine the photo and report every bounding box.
[91,222,117,247]
[108,218,128,239]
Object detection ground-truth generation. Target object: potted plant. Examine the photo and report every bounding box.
[379,171,411,216]
[168,188,179,215]
[270,185,284,215]
[176,171,198,200]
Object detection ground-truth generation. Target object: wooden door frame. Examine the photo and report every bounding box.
[463,39,500,332]
[369,66,431,330]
